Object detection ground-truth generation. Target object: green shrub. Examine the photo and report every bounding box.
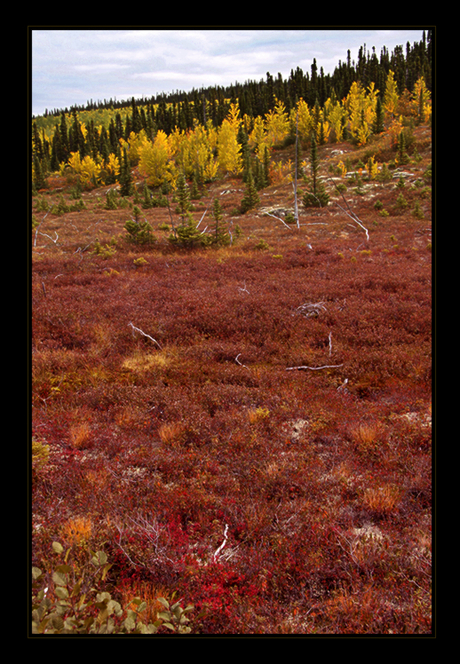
[31,542,195,634]
[168,217,211,249]
[32,437,50,475]
[124,214,156,246]
[91,239,117,258]
[412,201,425,219]
[395,193,408,211]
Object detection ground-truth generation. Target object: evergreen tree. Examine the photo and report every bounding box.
[239,169,260,213]
[211,198,230,246]
[131,97,142,134]
[69,108,86,156]
[175,172,191,221]
[124,212,156,245]
[397,130,409,164]
[141,182,154,208]
[33,154,47,190]
[263,146,271,187]
[254,157,265,190]
[59,112,70,163]
[50,127,63,171]
[373,95,385,134]
[303,132,329,208]
[119,147,133,196]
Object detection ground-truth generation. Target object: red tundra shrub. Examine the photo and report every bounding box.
[31,126,432,634]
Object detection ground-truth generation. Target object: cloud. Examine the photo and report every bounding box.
[73,64,131,73]
[31,28,426,116]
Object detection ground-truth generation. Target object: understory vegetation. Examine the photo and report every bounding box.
[31,55,432,634]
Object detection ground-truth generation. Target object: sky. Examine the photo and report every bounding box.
[31,27,427,117]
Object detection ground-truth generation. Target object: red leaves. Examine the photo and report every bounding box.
[32,145,432,632]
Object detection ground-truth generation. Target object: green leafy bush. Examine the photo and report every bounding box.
[31,542,194,634]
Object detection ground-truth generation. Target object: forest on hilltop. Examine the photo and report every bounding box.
[31,31,432,196]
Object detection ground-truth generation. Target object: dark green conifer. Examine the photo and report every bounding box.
[175,172,191,221]
[239,169,260,213]
[59,112,70,163]
[263,146,271,187]
[373,95,384,134]
[211,198,230,246]
[119,147,133,196]
[303,132,329,208]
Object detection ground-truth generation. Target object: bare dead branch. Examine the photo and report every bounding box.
[235,353,249,369]
[286,363,344,371]
[213,523,229,563]
[128,322,162,350]
[337,378,349,392]
[34,213,48,247]
[328,177,369,242]
[265,212,295,231]
[196,205,210,228]
[295,301,327,318]
[39,230,59,245]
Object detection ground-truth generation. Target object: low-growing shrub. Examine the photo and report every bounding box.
[124,218,156,245]
[31,542,195,634]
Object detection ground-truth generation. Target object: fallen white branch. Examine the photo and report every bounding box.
[296,301,327,318]
[335,201,370,242]
[235,353,249,369]
[265,212,294,230]
[213,523,229,563]
[128,322,162,349]
[39,230,59,245]
[337,378,349,392]
[196,206,209,228]
[34,213,48,247]
[327,177,369,242]
[286,363,344,371]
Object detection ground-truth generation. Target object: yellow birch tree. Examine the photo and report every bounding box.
[383,70,399,120]
[411,76,431,124]
[295,99,314,143]
[217,118,242,175]
[265,98,290,146]
[138,130,173,187]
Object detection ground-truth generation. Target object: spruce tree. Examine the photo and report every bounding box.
[239,169,260,213]
[59,112,70,163]
[33,154,47,190]
[175,172,191,221]
[211,198,230,246]
[168,172,209,248]
[119,148,133,196]
[263,146,271,187]
[303,132,329,208]
[373,95,385,134]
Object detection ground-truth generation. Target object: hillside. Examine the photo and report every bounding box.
[31,53,433,634]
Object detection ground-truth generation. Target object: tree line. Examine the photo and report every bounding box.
[34,31,432,123]
[31,32,432,192]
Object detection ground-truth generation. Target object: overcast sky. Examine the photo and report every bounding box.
[31,28,426,117]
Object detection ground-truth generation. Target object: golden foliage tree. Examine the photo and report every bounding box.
[264,98,290,147]
[217,118,242,175]
[412,76,431,124]
[138,130,174,187]
[383,70,399,120]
